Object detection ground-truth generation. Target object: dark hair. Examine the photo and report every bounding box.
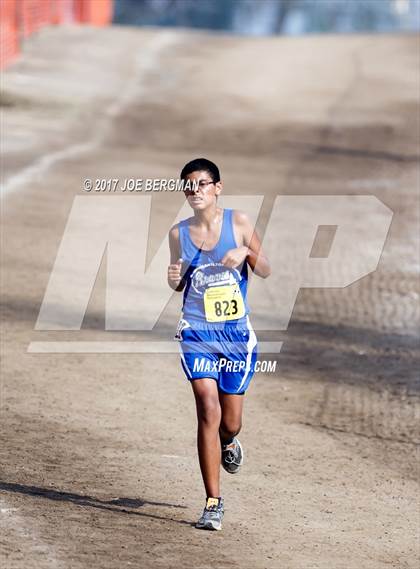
[180,158,220,183]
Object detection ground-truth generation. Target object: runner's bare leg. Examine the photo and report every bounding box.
[219,391,244,443]
[191,378,222,497]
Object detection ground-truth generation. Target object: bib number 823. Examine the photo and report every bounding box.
[204,284,245,322]
[214,299,238,317]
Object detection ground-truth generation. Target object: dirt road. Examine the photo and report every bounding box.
[1,26,419,568]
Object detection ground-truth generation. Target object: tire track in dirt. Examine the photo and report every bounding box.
[307,383,419,445]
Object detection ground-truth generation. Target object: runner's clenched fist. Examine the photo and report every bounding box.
[168,257,183,290]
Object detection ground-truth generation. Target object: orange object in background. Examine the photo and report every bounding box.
[0,0,113,69]
[51,0,76,25]
[0,0,19,68]
[20,0,54,38]
[73,0,113,26]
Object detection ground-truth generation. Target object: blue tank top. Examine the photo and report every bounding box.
[178,208,250,329]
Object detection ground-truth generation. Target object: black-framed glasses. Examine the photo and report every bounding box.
[183,179,218,194]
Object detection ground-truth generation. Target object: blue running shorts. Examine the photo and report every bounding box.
[176,316,258,395]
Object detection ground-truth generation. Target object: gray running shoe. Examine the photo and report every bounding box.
[196,497,224,531]
[221,437,243,474]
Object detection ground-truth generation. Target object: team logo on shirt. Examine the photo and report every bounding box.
[190,262,242,295]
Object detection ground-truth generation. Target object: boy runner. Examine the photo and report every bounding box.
[167,158,271,531]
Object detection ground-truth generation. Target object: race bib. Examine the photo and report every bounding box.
[203,284,245,322]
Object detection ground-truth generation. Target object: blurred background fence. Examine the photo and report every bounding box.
[113,0,419,35]
[0,0,113,69]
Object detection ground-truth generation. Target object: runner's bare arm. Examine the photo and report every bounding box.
[168,225,186,291]
[234,210,271,278]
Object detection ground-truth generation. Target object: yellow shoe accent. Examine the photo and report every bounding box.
[206,497,219,509]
